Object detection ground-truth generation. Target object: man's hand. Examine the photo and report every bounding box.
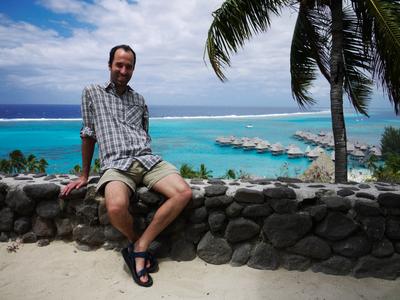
[60,176,89,197]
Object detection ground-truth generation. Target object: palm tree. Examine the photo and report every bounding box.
[70,164,82,175]
[180,163,197,178]
[197,163,213,179]
[38,158,48,173]
[224,168,237,179]
[205,0,400,183]
[8,150,26,173]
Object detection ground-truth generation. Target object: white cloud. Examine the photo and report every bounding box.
[0,0,333,107]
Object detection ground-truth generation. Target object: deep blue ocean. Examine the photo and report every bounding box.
[0,104,399,177]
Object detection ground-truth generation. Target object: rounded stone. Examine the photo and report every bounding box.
[197,231,232,264]
[247,242,279,270]
[0,207,14,232]
[36,200,61,219]
[315,212,358,241]
[225,218,260,243]
[23,183,60,201]
[14,217,31,235]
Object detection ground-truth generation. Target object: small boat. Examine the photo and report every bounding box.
[245,124,253,128]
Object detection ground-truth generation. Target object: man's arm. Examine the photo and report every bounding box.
[61,137,96,196]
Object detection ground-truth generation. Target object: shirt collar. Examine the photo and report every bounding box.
[104,81,133,93]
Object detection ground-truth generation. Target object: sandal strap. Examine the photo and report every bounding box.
[131,251,147,259]
[136,267,148,278]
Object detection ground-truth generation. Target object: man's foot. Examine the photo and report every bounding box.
[133,244,150,285]
[121,247,153,287]
[127,243,158,273]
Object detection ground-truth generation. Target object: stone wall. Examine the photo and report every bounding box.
[1,174,400,280]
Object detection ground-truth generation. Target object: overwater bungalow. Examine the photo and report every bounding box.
[307,147,325,161]
[255,141,270,153]
[287,146,304,158]
[270,143,285,155]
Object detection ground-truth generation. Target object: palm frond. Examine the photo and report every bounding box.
[351,0,400,114]
[342,5,373,116]
[290,3,330,107]
[205,0,292,81]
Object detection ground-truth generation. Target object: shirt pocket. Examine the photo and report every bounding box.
[125,104,144,127]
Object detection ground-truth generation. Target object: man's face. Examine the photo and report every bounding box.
[109,48,135,88]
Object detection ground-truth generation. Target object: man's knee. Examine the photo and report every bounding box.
[105,195,129,216]
[176,185,192,205]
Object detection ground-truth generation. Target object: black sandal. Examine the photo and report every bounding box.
[126,243,159,273]
[121,248,153,287]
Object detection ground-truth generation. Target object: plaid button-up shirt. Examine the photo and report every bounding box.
[80,82,162,172]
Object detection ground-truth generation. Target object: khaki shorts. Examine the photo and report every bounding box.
[96,160,179,196]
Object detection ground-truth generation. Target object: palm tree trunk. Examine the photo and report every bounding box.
[330,0,347,183]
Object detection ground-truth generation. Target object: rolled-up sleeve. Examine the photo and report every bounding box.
[80,87,96,140]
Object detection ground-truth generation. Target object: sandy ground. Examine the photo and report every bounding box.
[0,241,399,300]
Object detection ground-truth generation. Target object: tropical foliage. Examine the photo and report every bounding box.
[205,0,400,183]
[0,150,48,173]
[369,153,400,183]
[380,126,400,160]
[179,163,213,179]
[69,158,101,175]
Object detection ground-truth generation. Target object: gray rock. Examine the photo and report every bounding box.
[72,224,105,246]
[208,211,226,233]
[242,204,272,218]
[385,207,400,216]
[225,202,243,218]
[247,243,279,270]
[104,225,125,241]
[75,243,93,251]
[55,218,72,236]
[305,204,327,222]
[229,182,240,186]
[37,239,50,247]
[184,223,209,243]
[0,207,14,232]
[267,197,298,214]
[353,254,400,280]
[321,196,351,212]
[32,173,46,178]
[170,238,196,261]
[5,187,35,215]
[225,218,260,243]
[0,232,8,242]
[191,189,205,208]
[378,193,400,208]
[204,195,233,208]
[43,175,57,181]
[23,183,60,201]
[76,203,99,224]
[263,213,312,248]
[263,187,296,200]
[14,176,33,181]
[277,177,303,183]
[204,185,228,197]
[315,212,358,241]
[190,206,208,223]
[358,184,371,189]
[13,217,31,235]
[386,217,400,240]
[332,234,371,258]
[248,179,272,185]
[308,184,326,188]
[207,179,226,185]
[312,255,354,276]
[138,187,164,205]
[234,188,264,204]
[190,179,205,185]
[0,182,9,194]
[98,202,109,225]
[36,200,61,219]
[21,231,37,243]
[287,235,331,260]
[355,192,376,200]
[354,200,381,216]
[395,242,400,253]
[372,238,394,257]
[280,253,311,271]
[230,243,252,267]
[148,237,171,259]
[358,216,385,241]
[336,189,355,197]
[376,186,396,192]
[32,216,56,237]
[197,231,232,264]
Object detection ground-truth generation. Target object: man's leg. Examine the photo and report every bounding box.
[104,181,137,242]
[133,174,192,280]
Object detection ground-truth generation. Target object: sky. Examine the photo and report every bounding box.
[0,0,395,109]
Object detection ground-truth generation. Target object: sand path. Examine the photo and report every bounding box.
[0,241,399,300]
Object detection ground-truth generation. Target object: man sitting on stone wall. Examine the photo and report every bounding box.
[61,44,192,287]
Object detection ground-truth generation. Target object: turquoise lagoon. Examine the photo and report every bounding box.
[0,108,399,177]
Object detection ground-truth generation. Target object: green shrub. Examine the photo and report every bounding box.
[381,126,400,160]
